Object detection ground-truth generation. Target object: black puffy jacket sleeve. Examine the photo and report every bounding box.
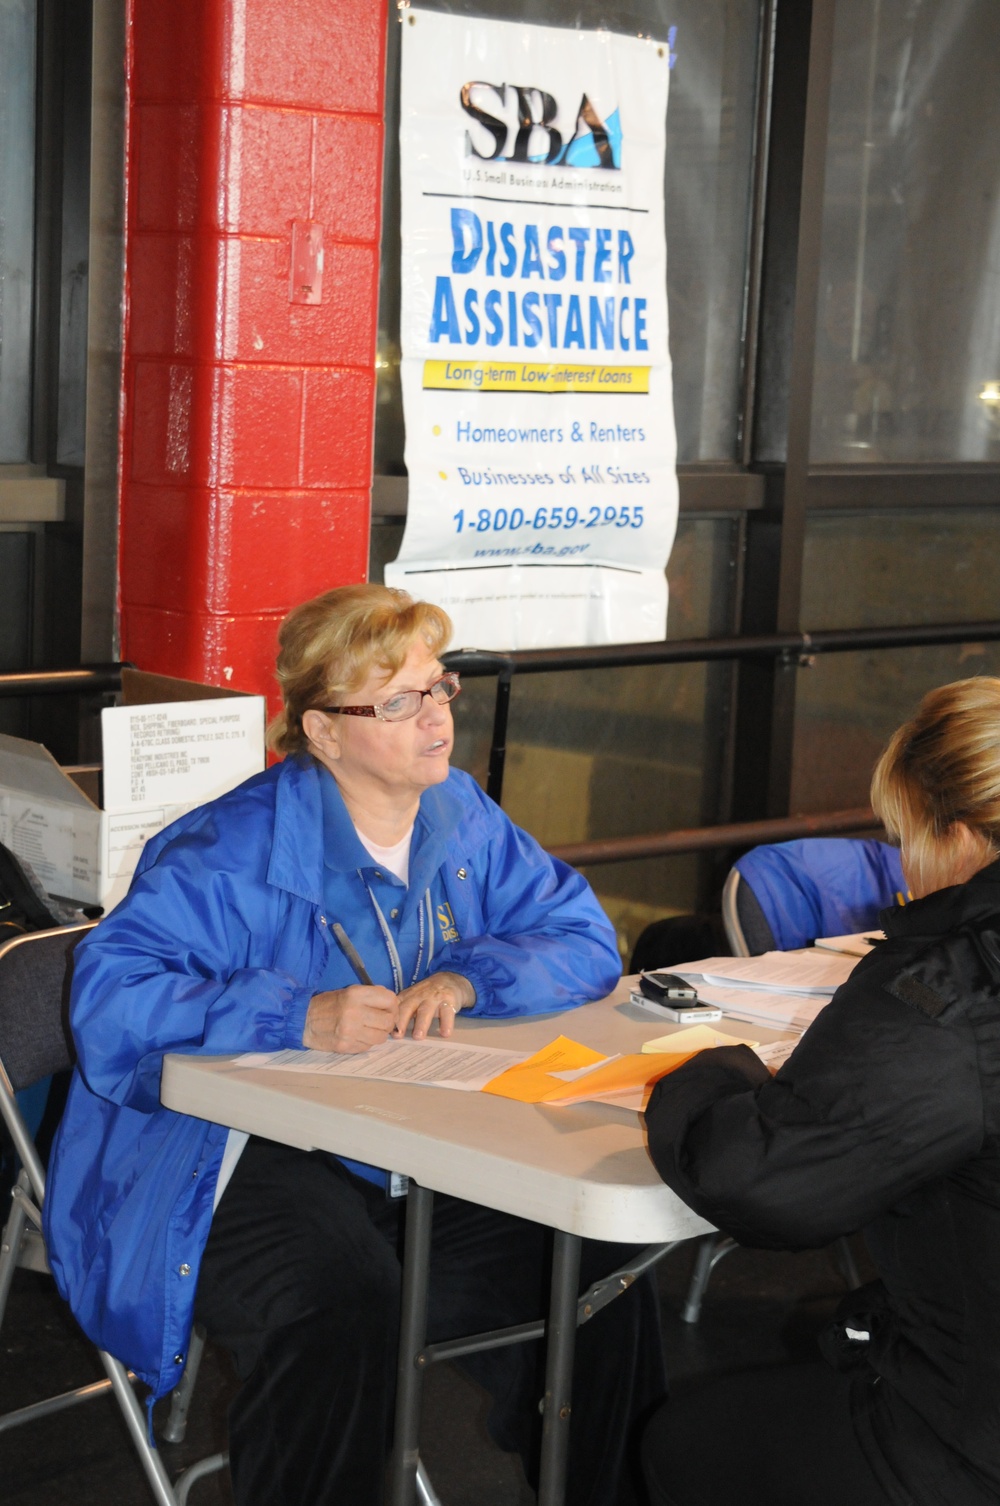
[643,950,985,1249]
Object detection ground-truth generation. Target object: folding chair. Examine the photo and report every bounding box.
[0,924,443,1506]
[722,837,907,958]
[0,924,185,1503]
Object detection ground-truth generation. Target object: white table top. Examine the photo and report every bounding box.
[160,979,766,1245]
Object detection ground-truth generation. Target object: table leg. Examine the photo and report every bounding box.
[389,1181,435,1506]
[538,1230,582,1506]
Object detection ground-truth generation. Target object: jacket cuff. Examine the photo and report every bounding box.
[445,963,490,1012]
[644,1045,769,1168]
[283,985,315,1047]
[432,959,488,1013]
[647,1043,769,1103]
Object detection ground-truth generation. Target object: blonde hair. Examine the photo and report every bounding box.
[871,677,1000,895]
[267,585,452,756]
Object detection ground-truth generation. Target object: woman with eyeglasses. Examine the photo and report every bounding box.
[45,583,664,1506]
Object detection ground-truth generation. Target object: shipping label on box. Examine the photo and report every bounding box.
[0,690,266,910]
[101,698,265,813]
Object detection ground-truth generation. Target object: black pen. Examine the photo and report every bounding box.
[331,922,374,986]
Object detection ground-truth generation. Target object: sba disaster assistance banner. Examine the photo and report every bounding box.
[385,10,676,650]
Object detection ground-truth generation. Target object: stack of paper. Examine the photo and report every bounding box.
[677,952,856,994]
[673,950,858,1032]
[815,931,883,957]
[686,985,827,1032]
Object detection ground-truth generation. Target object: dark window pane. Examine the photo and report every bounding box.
[792,641,1000,815]
[0,531,33,737]
[0,0,37,462]
[661,1,760,460]
[55,1,93,468]
[791,508,1000,813]
[810,0,1000,463]
[800,507,1000,631]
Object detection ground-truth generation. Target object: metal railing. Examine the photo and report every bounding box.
[4,618,1000,866]
[444,618,1000,797]
[0,664,127,699]
[548,807,880,868]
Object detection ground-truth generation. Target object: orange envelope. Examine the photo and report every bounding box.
[483,1036,606,1102]
[483,1035,701,1106]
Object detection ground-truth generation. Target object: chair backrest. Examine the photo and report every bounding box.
[0,924,94,1095]
[721,869,775,956]
[723,838,907,955]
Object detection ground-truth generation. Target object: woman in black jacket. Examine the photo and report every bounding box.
[643,677,1000,1506]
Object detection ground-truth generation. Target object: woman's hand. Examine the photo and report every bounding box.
[303,985,398,1053]
[395,972,476,1040]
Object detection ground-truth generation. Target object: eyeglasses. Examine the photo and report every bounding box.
[319,672,461,723]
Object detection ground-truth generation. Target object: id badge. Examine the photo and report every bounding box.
[389,1171,410,1199]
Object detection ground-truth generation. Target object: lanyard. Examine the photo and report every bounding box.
[360,875,435,993]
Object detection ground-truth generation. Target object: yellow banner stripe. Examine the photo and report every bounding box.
[422,360,650,395]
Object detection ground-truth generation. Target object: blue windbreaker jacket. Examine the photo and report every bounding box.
[734,838,906,950]
[43,757,620,1400]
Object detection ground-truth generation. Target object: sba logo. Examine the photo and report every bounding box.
[460,82,622,170]
[437,902,460,944]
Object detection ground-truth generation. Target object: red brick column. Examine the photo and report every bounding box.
[119,0,387,701]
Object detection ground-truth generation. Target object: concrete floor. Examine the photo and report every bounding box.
[0,1231,869,1505]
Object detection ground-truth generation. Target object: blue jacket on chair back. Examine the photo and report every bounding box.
[735,837,907,951]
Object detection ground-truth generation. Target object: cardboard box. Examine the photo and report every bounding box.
[0,669,266,910]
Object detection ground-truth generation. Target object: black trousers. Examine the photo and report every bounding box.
[641,1361,890,1506]
[194,1136,667,1506]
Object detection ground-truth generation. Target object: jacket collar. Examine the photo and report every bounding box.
[881,856,1000,941]
[318,761,384,874]
[266,756,327,905]
[266,755,467,911]
[409,780,465,903]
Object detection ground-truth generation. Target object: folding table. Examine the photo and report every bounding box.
[161,982,736,1505]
